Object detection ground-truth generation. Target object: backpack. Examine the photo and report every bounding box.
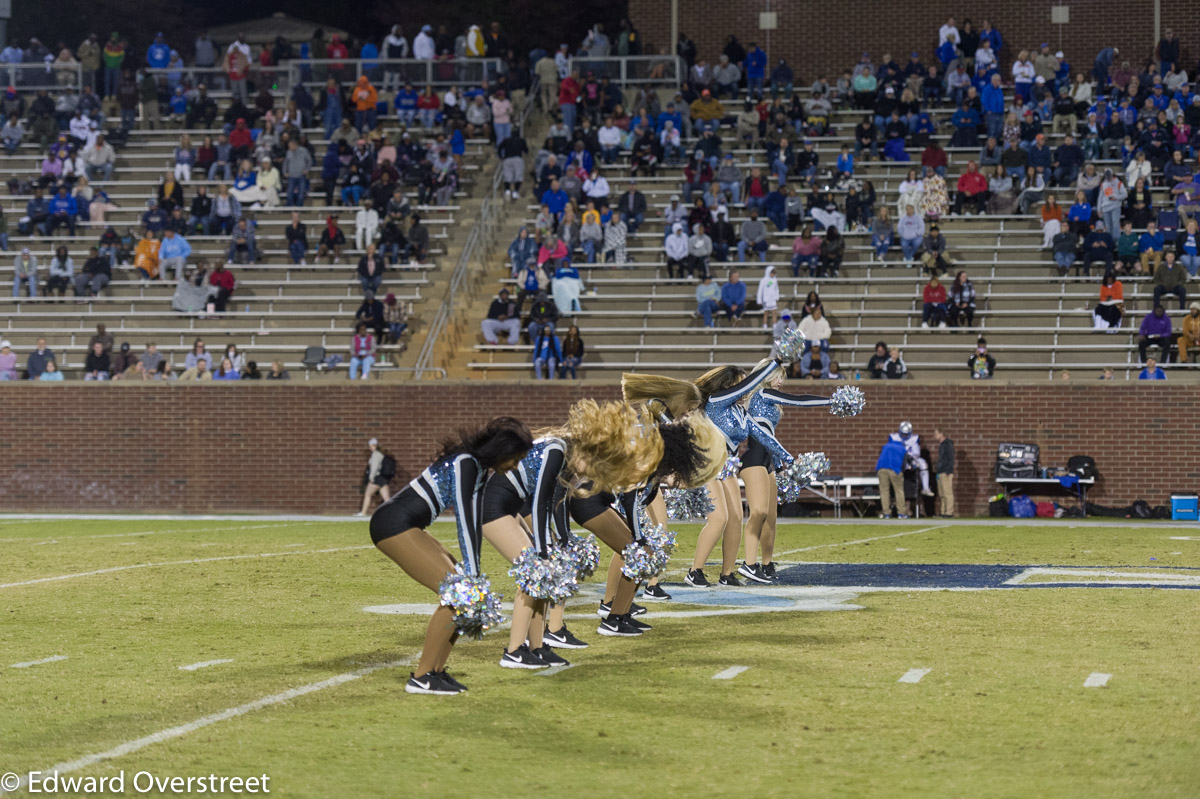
[379,455,397,481]
[1035,501,1057,518]
[1008,495,1036,518]
[1066,455,1098,479]
[989,496,1010,517]
[1130,499,1152,519]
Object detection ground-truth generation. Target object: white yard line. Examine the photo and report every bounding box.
[0,522,315,544]
[537,663,579,676]
[773,525,948,557]
[712,665,750,680]
[1083,672,1112,688]
[10,655,68,669]
[2,657,413,796]
[179,659,234,672]
[898,668,932,684]
[0,545,374,590]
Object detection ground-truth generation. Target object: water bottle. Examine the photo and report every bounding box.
[244,304,250,314]
[854,370,861,380]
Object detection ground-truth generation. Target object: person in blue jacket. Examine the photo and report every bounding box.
[744,42,767,99]
[720,270,747,321]
[47,187,78,236]
[146,33,170,69]
[532,327,562,379]
[875,437,909,519]
[394,84,419,127]
[981,73,1006,141]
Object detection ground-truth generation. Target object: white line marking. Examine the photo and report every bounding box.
[774,525,948,557]
[1084,672,1112,688]
[1005,567,1200,586]
[32,540,58,546]
[537,663,579,676]
[179,659,234,672]
[898,668,932,683]
[0,545,373,589]
[712,665,750,680]
[0,522,322,544]
[11,655,68,669]
[4,657,413,795]
[895,547,907,551]
[1168,536,1200,541]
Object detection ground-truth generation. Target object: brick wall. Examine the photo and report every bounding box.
[0,383,1195,516]
[627,1,1198,84]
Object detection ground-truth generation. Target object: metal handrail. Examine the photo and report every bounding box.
[566,55,683,87]
[412,76,538,379]
[2,62,82,93]
[287,58,503,92]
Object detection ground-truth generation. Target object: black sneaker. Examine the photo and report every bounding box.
[405,671,462,695]
[629,602,647,617]
[717,573,742,587]
[436,670,468,692]
[642,584,672,601]
[762,562,777,579]
[499,644,549,669]
[544,625,589,649]
[533,645,570,667]
[738,561,771,584]
[596,601,613,619]
[597,614,643,637]
[624,614,652,632]
[685,568,711,587]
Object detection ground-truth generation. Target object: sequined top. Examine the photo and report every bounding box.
[705,361,777,453]
[505,437,568,552]
[407,453,486,575]
[747,389,832,467]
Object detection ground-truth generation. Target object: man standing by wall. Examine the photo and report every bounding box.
[933,428,955,518]
[875,436,908,520]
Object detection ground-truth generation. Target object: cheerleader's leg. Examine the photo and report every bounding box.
[483,516,540,656]
[584,509,637,614]
[740,466,773,567]
[692,477,730,571]
[719,475,744,577]
[643,491,669,588]
[760,499,778,570]
[375,529,459,677]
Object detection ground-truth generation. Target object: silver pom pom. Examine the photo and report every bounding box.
[663,486,716,520]
[509,547,561,600]
[829,385,866,418]
[776,451,831,504]
[547,547,581,603]
[620,540,658,580]
[774,326,807,363]
[560,533,601,579]
[642,523,678,576]
[718,455,742,481]
[438,564,504,640]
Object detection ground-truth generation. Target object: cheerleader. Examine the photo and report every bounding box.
[738,359,831,583]
[369,417,533,696]
[688,359,784,586]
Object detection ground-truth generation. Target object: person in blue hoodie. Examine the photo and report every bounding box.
[146,33,170,70]
[507,227,538,278]
[158,227,192,282]
[720,270,747,321]
[394,83,419,127]
[744,42,767,99]
[46,187,78,236]
[531,327,562,379]
[981,73,1006,141]
[875,437,909,519]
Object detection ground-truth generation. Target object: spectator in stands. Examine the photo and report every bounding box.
[140,343,164,375]
[227,219,257,265]
[922,275,949,330]
[45,246,73,300]
[482,289,520,345]
[1125,177,1153,231]
[38,358,64,381]
[281,211,308,266]
[557,325,585,379]
[184,339,213,372]
[1138,221,1165,276]
[754,266,780,329]
[179,359,212,382]
[1016,167,1045,215]
[799,305,832,376]
[1093,270,1124,331]
[25,338,54,380]
[0,340,16,381]
[952,161,989,216]
[1176,219,1200,278]
[1038,193,1064,249]
[1052,134,1084,187]
[615,180,646,234]
[897,204,925,266]
[1097,169,1126,237]
[1081,221,1115,276]
[921,167,950,219]
[920,225,954,276]
[354,291,385,343]
[819,227,844,277]
[1138,357,1166,380]
[687,223,712,280]
[884,346,907,378]
[1066,190,1094,237]
[968,337,996,379]
[83,341,110,381]
[46,187,78,237]
[1176,302,1200,363]
[526,292,559,341]
[738,209,768,263]
[317,215,345,264]
[947,270,976,328]
[208,184,241,236]
[282,139,313,208]
[1053,225,1079,276]
[157,228,191,283]
[348,322,376,380]
[532,325,562,380]
[695,274,721,328]
[720,271,746,323]
[869,206,894,264]
[209,262,236,313]
[1154,251,1188,310]
[861,341,889,378]
[1139,305,1173,363]
[133,231,160,282]
[357,243,385,295]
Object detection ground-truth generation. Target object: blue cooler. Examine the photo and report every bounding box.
[1170,494,1199,521]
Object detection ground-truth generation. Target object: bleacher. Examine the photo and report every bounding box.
[468,90,1198,381]
[3,120,495,378]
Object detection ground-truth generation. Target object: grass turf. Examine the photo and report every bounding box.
[1,517,1198,798]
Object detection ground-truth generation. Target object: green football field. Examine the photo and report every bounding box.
[2,516,1198,798]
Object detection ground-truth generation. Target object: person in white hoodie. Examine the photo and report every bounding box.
[412,25,436,60]
[355,199,380,250]
[597,118,622,164]
[798,305,832,375]
[756,265,780,329]
[664,222,689,279]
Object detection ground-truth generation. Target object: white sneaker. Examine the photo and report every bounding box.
[354,511,366,516]
[938,321,947,329]
[921,321,930,329]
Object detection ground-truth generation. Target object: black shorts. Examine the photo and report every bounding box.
[569,489,617,525]
[740,437,776,473]
[481,474,525,525]
[369,487,434,545]
[372,476,391,487]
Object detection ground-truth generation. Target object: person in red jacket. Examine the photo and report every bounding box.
[922,275,948,328]
[953,160,991,215]
[558,72,581,131]
[209,262,236,313]
[921,140,948,177]
[229,118,253,162]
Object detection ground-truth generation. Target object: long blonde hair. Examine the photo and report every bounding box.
[544,400,664,496]
[693,365,748,405]
[621,372,702,420]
